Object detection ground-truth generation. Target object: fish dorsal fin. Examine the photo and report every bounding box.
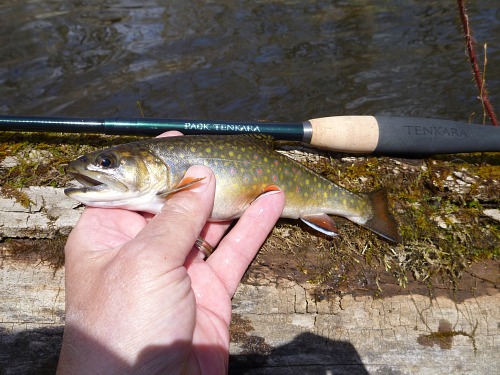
[239,133,275,147]
[157,176,206,197]
[301,214,338,236]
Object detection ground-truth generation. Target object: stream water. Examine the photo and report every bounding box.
[0,0,499,124]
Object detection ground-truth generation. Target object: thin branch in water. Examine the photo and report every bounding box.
[480,43,488,125]
[456,0,498,125]
[136,100,145,117]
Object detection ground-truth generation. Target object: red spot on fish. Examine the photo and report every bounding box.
[256,168,263,175]
[272,175,278,182]
[295,185,300,193]
[273,160,279,166]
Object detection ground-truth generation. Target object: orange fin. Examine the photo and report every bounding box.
[262,185,281,194]
[252,185,282,203]
[301,214,338,236]
[156,176,206,197]
[361,190,402,243]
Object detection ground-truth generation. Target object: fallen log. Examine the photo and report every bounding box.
[0,247,498,374]
[0,160,498,373]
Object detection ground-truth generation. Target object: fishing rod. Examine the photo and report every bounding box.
[0,114,498,155]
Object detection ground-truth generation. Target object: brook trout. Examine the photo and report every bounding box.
[65,134,401,242]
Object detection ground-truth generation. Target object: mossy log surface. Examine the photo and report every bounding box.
[0,132,499,373]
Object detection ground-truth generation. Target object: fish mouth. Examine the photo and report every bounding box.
[65,170,128,196]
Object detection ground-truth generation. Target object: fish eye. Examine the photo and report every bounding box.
[96,154,116,168]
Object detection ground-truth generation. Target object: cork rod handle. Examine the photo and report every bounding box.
[308,116,379,153]
[306,115,500,154]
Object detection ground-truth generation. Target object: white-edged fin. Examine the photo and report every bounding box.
[301,214,339,236]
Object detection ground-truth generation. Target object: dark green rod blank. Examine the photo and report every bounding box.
[0,115,305,140]
[1,114,499,155]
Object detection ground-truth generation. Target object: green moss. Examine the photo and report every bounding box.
[417,319,478,352]
[0,185,32,208]
[261,150,499,294]
[2,236,67,269]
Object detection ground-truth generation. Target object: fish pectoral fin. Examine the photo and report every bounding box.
[156,176,206,197]
[301,214,338,236]
[262,185,281,194]
[252,185,282,203]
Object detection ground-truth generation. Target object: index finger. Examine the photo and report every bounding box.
[206,191,285,296]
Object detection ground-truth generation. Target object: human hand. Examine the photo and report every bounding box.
[57,140,285,374]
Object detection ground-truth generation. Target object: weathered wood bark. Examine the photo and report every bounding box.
[0,187,80,239]
[1,187,499,374]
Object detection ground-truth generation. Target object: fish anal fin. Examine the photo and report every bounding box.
[301,214,338,237]
[362,189,402,243]
[157,176,206,197]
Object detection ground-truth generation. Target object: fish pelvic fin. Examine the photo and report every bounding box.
[157,176,206,197]
[301,214,339,236]
[361,189,402,243]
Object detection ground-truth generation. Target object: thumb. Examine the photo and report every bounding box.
[129,165,216,269]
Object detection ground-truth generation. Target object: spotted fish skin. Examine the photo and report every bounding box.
[65,134,401,242]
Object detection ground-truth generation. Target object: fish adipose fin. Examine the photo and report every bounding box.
[157,176,206,197]
[301,214,339,236]
[362,190,402,243]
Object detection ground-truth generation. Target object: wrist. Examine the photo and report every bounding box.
[57,324,193,375]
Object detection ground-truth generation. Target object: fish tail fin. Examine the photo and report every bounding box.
[361,189,401,243]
